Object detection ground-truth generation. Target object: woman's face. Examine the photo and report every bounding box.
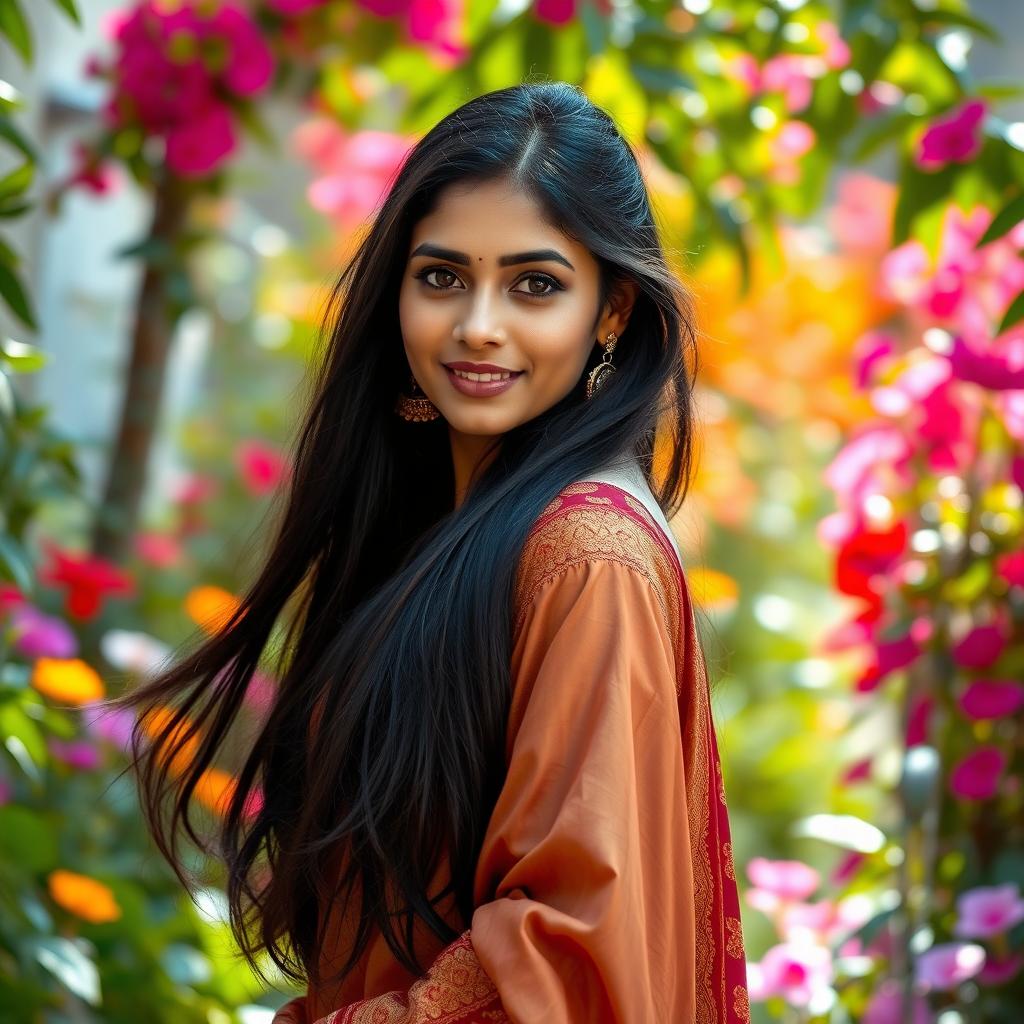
[398,177,635,447]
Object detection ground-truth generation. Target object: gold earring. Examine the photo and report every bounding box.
[585,331,618,400]
[395,371,441,422]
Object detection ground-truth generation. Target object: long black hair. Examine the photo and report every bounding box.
[112,79,701,989]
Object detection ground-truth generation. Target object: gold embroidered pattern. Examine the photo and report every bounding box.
[541,497,563,516]
[733,984,750,1023]
[623,491,656,527]
[723,842,735,880]
[514,492,682,660]
[331,930,507,1023]
[726,916,745,959]
[583,494,613,504]
[560,481,599,494]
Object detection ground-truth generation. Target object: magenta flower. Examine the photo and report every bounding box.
[534,0,575,24]
[747,857,820,902]
[48,738,102,771]
[979,952,1023,985]
[954,883,1024,939]
[915,99,987,170]
[915,941,985,991]
[746,941,833,1007]
[212,4,275,97]
[995,550,1024,589]
[958,680,1024,720]
[947,334,1024,390]
[950,747,1005,801]
[133,531,184,569]
[863,978,932,1024]
[951,621,1007,669]
[166,102,238,178]
[82,703,136,753]
[236,440,290,497]
[8,605,78,659]
[852,330,897,389]
[823,425,913,508]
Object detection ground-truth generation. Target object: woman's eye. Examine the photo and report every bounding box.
[417,267,461,290]
[513,273,561,297]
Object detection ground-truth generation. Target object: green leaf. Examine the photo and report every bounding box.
[0,260,36,327]
[0,160,32,201]
[997,289,1024,336]
[0,531,34,591]
[0,699,46,765]
[976,192,1024,248]
[48,0,81,25]
[0,336,48,371]
[0,113,36,159]
[29,937,101,1006]
[0,807,59,871]
[235,102,279,154]
[0,0,32,64]
[914,7,999,43]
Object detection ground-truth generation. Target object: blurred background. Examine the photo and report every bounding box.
[1,0,1022,1020]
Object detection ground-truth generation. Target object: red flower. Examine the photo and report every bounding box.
[38,543,135,621]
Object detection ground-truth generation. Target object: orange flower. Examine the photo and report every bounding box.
[48,869,121,924]
[687,567,740,612]
[31,658,105,705]
[194,766,237,816]
[140,704,200,775]
[184,585,241,634]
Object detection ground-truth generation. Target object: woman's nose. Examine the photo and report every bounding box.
[457,286,507,345]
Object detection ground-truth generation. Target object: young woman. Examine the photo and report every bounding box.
[119,81,749,1022]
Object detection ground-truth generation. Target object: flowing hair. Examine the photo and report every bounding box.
[109,80,703,989]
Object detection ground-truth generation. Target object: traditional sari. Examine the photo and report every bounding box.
[273,475,749,1023]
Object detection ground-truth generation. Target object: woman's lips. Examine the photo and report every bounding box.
[444,366,524,397]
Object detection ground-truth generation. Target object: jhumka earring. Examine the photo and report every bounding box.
[585,331,618,400]
[394,370,441,422]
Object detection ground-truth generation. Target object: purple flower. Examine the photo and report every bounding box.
[863,978,932,1024]
[954,883,1024,939]
[48,738,102,771]
[915,942,986,991]
[81,702,136,753]
[8,606,77,659]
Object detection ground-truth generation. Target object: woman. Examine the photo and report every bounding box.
[119,81,749,1022]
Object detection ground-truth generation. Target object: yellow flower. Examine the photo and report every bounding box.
[184,585,241,634]
[687,567,739,612]
[194,766,237,816]
[31,658,105,705]
[48,869,121,924]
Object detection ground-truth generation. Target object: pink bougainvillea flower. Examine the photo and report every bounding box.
[66,140,121,195]
[170,472,219,505]
[48,738,102,771]
[212,3,276,96]
[824,425,913,509]
[236,440,290,496]
[951,621,1007,669]
[841,758,872,785]
[134,530,184,569]
[747,857,820,901]
[746,941,833,1007]
[915,99,987,170]
[995,549,1024,588]
[828,175,897,257]
[8,605,78,659]
[958,679,1024,720]
[0,583,25,616]
[978,951,1024,985]
[829,850,866,888]
[815,21,851,70]
[38,543,135,621]
[863,978,932,1024]
[950,746,1005,801]
[302,128,415,228]
[769,120,816,180]
[780,895,872,945]
[534,0,574,25]
[954,883,1024,939]
[82,702,136,753]
[946,332,1024,390]
[851,330,897,389]
[915,941,986,991]
[832,518,907,606]
[760,55,816,113]
[166,102,238,177]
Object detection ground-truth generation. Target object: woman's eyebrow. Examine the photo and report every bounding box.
[409,242,575,271]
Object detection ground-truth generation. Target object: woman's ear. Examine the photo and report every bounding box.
[600,278,640,339]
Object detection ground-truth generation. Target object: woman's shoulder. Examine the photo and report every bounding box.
[513,473,684,639]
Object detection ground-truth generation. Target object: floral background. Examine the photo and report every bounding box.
[0,0,1022,1020]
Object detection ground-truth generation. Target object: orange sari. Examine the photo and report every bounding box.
[273,480,749,1023]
